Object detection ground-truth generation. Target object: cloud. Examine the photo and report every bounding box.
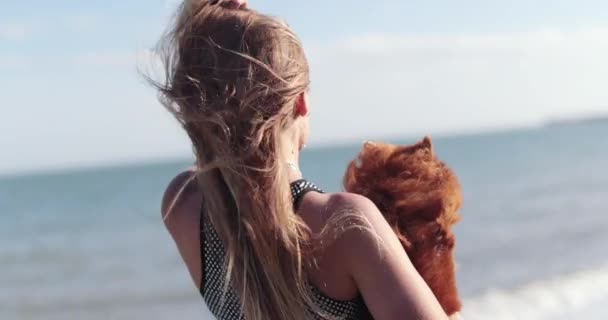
[73,51,136,68]
[59,13,104,31]
[305,26,608,142]
[72,49,163,73]
[70,26,608,144]
[0,15,104,42]
[4,25,607,174]
[0,55,30,70]
[165,0,183,10]
[328,27,608,55]
[0,23,32,40]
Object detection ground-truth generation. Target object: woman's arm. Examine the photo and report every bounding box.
[331,193,449,320]
[161,168,204,287]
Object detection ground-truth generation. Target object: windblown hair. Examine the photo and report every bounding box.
[343,137,463,316]
[152,1,314,319]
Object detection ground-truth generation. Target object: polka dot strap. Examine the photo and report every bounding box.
[290,179,324,210]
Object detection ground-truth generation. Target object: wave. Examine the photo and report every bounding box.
[462,265,608,320]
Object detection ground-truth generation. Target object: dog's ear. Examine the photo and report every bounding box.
[413,136,433,154]
[362,140,394,153]
[392,136,434,160]
[421,136,433,150]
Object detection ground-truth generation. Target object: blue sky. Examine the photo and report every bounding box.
[1,0,608,174]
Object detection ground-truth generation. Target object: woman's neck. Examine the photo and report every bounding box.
[286,161,303,182]
[281,133,303,183]
[284,150,303,182]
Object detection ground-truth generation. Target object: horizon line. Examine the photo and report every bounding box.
[0,122,546,180]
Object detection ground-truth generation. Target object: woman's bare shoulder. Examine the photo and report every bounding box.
[297,191,377,235]
[161,167,201,224]
[323,193,448,320]
[325,192,378,214]
[323,191,401,264]
[322,192,387,233]
[301,191,390,258]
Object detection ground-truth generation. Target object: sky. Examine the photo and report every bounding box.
[1,0,608,174]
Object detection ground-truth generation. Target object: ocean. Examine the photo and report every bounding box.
[2,123,608,320]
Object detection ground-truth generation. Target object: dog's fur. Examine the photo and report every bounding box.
[343,136,462,316]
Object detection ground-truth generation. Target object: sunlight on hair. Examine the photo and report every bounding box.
[149,2,319,319]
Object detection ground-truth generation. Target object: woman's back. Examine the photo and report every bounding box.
[200,179,366,319]
[162,170,368,318]
[163,169,448,320]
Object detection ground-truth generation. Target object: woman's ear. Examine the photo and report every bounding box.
[295,92,309,117]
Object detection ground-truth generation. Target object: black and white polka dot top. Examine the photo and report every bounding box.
[199,179,366,319]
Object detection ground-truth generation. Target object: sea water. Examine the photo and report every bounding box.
[2,123,608,319]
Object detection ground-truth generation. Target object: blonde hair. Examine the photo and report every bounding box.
[153,1,316,319]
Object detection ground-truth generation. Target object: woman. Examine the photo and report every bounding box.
[158,0,449,319]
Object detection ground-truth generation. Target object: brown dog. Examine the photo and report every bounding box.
[343,136,462,317]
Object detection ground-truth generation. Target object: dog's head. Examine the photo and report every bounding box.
[343,136,462,247]
[343,136,463,316]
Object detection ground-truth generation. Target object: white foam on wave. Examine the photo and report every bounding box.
[462,265,608,320]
